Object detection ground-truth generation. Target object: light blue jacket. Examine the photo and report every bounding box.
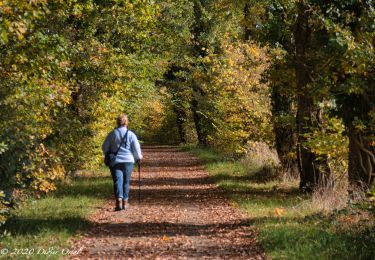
[102,127,143,164]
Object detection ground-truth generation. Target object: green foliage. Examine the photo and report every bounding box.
[1,0,375,254]
[160,0,273,156]
[1,0,372,189]
[204,41,273,155]
[0,0,164,188]
[135,92,181,144]
[0,144,9,230]
[0,191,8,231]
[0,0,169,227]
[304,115,349,176]
[250,0,374,188]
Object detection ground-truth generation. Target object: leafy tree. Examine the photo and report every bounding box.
[0,0,165,196]
[252,0,374,191]
[314,0,375,188]
[159,0,274,155]
[250,0,300,176]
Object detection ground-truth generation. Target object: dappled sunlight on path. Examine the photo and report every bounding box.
[69,146,264,259]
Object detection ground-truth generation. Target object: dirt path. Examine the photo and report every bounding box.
[70,146,264,259]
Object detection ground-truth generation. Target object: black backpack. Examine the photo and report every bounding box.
[104,129,128,167]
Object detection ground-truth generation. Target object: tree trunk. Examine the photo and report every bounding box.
[189,0,209,146]
[173,106,187,143]
[163,65,189,144]
[345,94,375,189]
[243,2,252,40]
[271,85,298,176]
[190,92,207,146]
[348,131,375,188]
[294,2,331,191]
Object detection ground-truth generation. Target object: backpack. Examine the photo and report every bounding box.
[104,129,128,167]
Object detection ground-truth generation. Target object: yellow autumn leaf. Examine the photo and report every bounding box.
[274,208,285,217]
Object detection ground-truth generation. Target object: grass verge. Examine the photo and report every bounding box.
[186,146,375,260]
[0,170,112,260]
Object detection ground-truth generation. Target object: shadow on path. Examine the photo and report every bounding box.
[69,145,265,259]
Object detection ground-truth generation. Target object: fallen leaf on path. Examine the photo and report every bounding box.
[274,207,285,217]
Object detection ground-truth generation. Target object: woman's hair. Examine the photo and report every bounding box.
[117,114,128,127]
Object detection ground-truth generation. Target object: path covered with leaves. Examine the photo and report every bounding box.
[69,146,264,259]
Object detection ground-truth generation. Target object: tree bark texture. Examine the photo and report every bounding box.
[173,106,187,144]
[344,92,375,189]
[294,2,331,191]
[189,0,210,146]
[271,85,298,177]
[163,66,189,144]
[348,131,375,188]
[190,91,207,146]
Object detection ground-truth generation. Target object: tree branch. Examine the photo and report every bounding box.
[356,136,375,166]
[357,144,370,183]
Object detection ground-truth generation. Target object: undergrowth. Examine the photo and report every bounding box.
[186,146,375,260]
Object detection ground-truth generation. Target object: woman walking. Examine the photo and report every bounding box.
[102,114,143,211]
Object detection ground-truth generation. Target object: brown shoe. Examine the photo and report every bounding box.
[115,198,123,211]
[123,200,129,210]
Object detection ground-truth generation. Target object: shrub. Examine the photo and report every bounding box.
[311,179,348,213]
[241,142,280,181]
[0,191,9,233]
